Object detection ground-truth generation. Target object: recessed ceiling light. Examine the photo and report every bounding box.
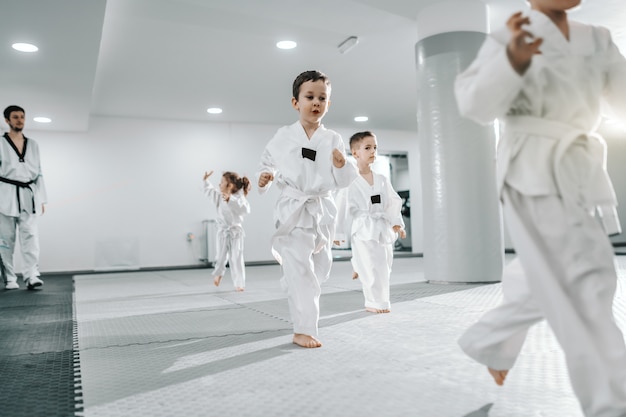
[207,107,223,114]
[33,117,51,123]
[354,116,368,122]
[12,43,38,52]
[276,40,297,50]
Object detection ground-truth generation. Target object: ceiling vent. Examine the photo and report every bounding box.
[337,36,359,54]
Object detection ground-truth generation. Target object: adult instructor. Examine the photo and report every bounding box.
[1,105,47,290]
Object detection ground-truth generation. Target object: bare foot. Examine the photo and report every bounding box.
[235,287,244,292]
[213,276,222,287]
[365,307,390,314]
[352,271,359,280]
[292,334,322,348]
[488,367,509,386]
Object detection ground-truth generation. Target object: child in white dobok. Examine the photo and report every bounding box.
[257,70,357,348]
[454,1,626,415]
[335,131,405,313]
[203,170,251,292]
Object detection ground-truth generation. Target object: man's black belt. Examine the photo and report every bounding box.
[0,176,36,214]
[0,253,5,285]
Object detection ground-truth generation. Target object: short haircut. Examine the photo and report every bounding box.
[4,105,25,120]
[349,131,375,151]
[292,70,331,100]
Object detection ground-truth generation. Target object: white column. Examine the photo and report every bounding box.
[416,0,503,283]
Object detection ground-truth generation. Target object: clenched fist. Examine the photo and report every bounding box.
[258,172,274,187]
[393,225,407,239]
[332,148,346,168]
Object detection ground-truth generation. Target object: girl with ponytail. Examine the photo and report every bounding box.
[203,170,251,291]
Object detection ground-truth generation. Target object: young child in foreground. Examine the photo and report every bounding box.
[335,131,405,314]
[454,1,626,415]
[257,70,357,348]
[203,170,251,292]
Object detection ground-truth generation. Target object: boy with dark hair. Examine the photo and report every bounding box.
[335,131,405,314]
[257,70,357,348]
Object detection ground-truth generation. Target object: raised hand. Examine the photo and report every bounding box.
[332,148,346,168]
[506,11,543,75]
[258,172,274,187]
[203,170,214,181]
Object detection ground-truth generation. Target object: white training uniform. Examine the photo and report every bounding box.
[336,172,404,310]
[455,10,626,416]
[204,179,250,289]
[0,133,47,285]
[258,121,357,336]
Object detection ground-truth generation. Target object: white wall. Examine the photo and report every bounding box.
[27,116,423,273]
[602,123,626,245]
[12,115,626,274]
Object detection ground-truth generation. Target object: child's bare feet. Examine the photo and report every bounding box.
[292,334,322,348]
[213,276,222,287]
[488,367,509,386]
[365,307,390,314]
[352,271,359,280]
[235,287,244,292]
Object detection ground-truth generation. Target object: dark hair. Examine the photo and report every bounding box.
[223,171,251,196]
[4,105,25,120]
[292,70,331,100]
[349,131,375,151]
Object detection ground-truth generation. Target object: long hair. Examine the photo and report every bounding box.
[222,171,251,196]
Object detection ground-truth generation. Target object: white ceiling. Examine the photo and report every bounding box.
[2,0,625,133]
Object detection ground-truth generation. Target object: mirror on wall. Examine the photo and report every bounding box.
[332,151,412,258]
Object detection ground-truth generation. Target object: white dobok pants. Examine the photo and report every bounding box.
[212,229,245,289]
[0,211,40,284]
[351,238,393,310]
[274,226,332,337]
[459,185,626,417]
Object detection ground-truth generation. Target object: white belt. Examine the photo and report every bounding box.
[505,116,620,235]
[271,186,331,264]
[352,210,398,244]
